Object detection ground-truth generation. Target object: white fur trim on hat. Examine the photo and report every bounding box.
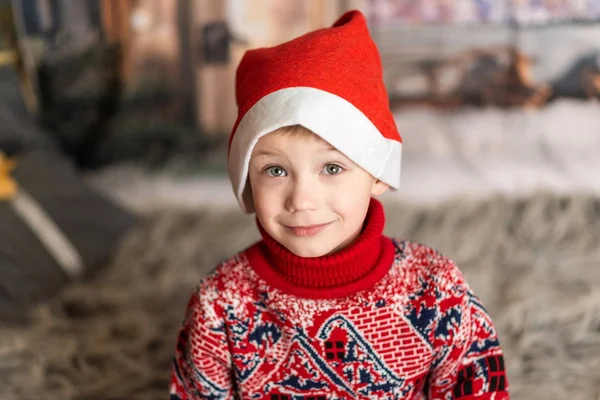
[228,87,402,213]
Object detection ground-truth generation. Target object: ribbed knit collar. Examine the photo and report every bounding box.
[246,198,395,299]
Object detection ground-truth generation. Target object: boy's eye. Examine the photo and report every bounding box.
[265,166,287,177]
[323,164,343,175]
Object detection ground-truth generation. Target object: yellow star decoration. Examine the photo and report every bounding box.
[0,152,18,200]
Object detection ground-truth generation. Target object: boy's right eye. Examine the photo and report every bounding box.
[264,166,287,177]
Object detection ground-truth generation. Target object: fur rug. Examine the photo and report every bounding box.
[1,193,600,400]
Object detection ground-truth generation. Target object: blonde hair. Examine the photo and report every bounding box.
[270,124,318,140]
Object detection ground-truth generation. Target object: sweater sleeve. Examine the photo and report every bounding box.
[428,263,510,400]
[169,285,235,400]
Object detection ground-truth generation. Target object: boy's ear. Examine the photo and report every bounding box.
[371,179,390,196]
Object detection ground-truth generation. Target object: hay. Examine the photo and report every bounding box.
[1,193,600,400]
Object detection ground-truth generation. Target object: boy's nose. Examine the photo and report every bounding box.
[285,178,318,213]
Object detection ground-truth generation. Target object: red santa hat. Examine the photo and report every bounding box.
[227,10,402,213]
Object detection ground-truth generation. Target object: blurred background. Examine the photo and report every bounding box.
[1,1,600,399]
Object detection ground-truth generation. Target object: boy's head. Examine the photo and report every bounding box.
[227,10,402,256]
[248,125,389,257]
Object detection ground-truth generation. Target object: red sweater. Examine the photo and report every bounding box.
[169,199,509,399]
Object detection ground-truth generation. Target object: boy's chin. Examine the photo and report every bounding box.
[282,240,338,258]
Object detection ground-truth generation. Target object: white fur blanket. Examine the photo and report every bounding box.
[1,193,599,400]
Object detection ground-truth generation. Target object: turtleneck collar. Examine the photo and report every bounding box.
[245,198,396,299]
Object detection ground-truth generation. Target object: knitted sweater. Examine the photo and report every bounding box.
[169,200,509,400]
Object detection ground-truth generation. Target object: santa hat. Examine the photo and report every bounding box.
[227,10,402,213]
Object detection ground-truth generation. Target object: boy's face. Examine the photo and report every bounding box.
[248,129,389,258]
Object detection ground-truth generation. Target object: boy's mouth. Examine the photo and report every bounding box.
[284,222,332,237]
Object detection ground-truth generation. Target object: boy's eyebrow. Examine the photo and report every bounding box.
[252,149,284,157]
[318,143,343,153]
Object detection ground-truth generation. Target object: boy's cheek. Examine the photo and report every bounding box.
[252,182,283,200]
[252,188,283,216]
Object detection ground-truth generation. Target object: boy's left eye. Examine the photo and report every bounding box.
[322,164,343,175]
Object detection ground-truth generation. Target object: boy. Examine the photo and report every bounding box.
[170,10,509,400]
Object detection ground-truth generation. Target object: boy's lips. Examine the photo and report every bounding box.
[284,222,332,237]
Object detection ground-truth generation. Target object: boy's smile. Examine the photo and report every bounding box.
[283,222,333,237]
[248,126,389,257]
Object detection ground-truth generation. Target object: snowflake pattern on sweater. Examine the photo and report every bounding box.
[170,239,509,400]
